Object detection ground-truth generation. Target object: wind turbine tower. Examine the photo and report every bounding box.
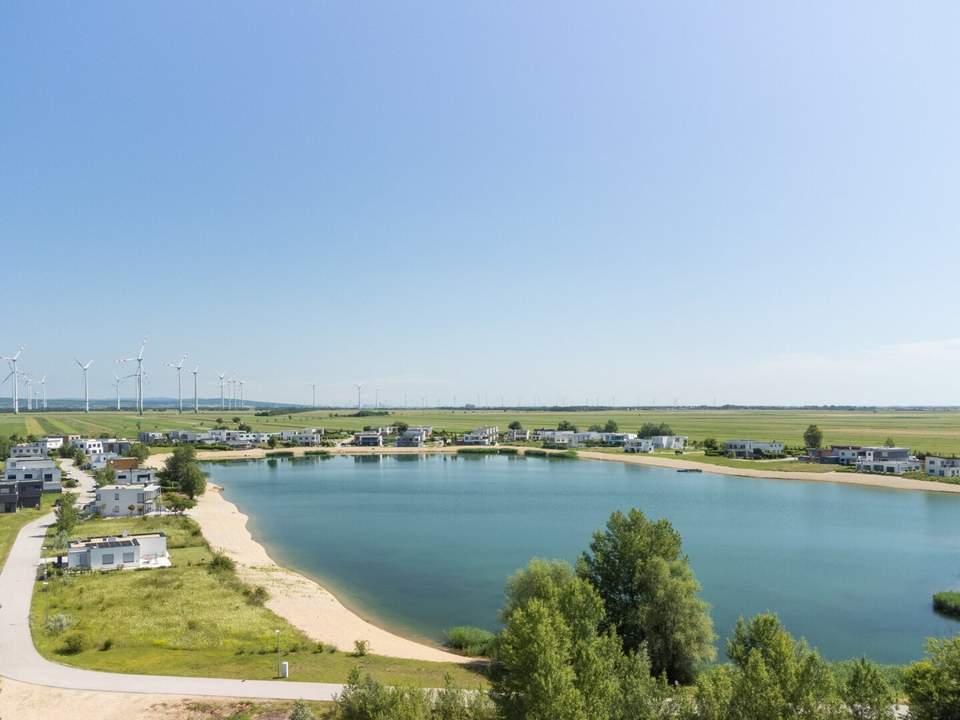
[167,355,187,413]
[112,372,123,410]
[119,340,147,415]
[310,383,317,408]
[191,365,199,413]
[1,345,24,414]
[218,373,226,410]
[39,375,47,410]
[355,383,363,411]
[239,380,245,410]
[74,358,93,413]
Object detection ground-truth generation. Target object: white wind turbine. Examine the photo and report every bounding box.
[119,340,146,416]
[1,345,24,414]
[218,372,226,411]
[355,383,363,411]
[191,365,199,414]
[309,383,317,408]
[74,358,93,413]
[112,371,123,410]
[238,379,245,410]
[23,374,33,411]
[38,375,47,410]
[225,377,234,410]
[166,355,188,414]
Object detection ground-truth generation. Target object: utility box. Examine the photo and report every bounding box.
[280,661,289,678]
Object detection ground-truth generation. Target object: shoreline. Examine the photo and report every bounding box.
[143,443,960,664]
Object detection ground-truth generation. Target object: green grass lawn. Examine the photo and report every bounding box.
[6,408,960,454]
[41,513,204,558]
[0,494,58,570]
[31,516,486,688]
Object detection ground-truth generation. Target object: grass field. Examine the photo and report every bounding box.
[30,515,486,688]
[5,408,960,454]
[0,494,58,570]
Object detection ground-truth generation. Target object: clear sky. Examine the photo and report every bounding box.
[3,2,959,407]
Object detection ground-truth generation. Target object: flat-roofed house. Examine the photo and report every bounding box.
[649,435,688,450]
[624,438,654,453]
[68,532,169,570]
[505,428,530,442]
[462,427,499,446]
[114,468,157,486]
[925,456,960,478]
[73,439,104,456]
[397,428,430,447]
[724,439,784,458]
[5,457,61,492]
[0,477,43,512]
[354,431,384,447]
[855,447,919,475]
[95,483,160,517]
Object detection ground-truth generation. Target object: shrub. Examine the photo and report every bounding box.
[353,639,370,657]
[45,613,71,635]
[99,638,113,651]
[208,552,236,573]
[933,591,960,619]
[60,633,85,655]
[244,585,270,606]
[445,626,495,656]
[288,699,316,720]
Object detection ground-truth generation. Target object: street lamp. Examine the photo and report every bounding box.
[275,628,281,678]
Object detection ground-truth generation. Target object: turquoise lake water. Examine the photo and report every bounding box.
[202,454,960,664]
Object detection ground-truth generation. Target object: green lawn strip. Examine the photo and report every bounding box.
[41,514,204,558]
[31,517,486,688]
[0,494,58,570]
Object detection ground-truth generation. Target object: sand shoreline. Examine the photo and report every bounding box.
[142,443,960,664]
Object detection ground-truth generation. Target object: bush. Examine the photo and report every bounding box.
[45,613,71,635]
[99,638,113,651]
[208,552,236,573]
[933,591,960,618]
[244,585,269,606]
[60,633,86,655]
[445,626,495,656]
[288,699,316,720]
[353,639,370,657]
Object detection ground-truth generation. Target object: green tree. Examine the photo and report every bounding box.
[637,423,674,438]
[843,658,895,720]
[557,420,578,432]
[903,635,960,720]
[395,422,409,434]
[178,464,207,499]
[54,494,80,535]
[702,437,719,451]
[123,443,150,465]
[508,420,523,430]
[577,508,715,683]
[603,419,618,433]
[158,445,207,498]
[884,436,896,447]
[804,424,824,449]
[162,492,196,514]
[267,435,278,448]
[93,467,115,487]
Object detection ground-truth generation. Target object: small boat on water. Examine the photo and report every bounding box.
[677,468,702,473]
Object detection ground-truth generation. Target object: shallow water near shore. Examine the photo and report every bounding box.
[202,454,960,664]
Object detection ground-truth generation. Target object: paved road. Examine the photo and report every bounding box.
[0,464,344,701]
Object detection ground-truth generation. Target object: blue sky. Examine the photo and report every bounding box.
[3,2,960,406]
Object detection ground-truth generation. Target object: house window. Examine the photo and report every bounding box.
[102,553,115,565]
[122,551,135,563]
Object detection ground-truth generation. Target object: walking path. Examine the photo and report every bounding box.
[0,463,344,702]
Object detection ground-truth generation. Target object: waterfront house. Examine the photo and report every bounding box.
[855,447,919,475]
[599,432,637,446]
[67,532,169,570]
[354,431,384,447]
[505,428,530,442]
[114,468,157,486]
[925,456,960,478]
[278,428,326,446]
[649,435,688,450]
[540,430,575,448]
[137,431,168,444]
[95,483,160,517]
[397,428,430,447]
[462,427,499,446]
[624,438,655,453]
[724,439,784,458]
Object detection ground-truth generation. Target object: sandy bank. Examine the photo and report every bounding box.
[187,481,466,664]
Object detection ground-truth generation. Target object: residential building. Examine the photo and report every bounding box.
[72,439,104,456]
[114,468,157,486]
[410,426,433,438]
[10,442,47,459]
[856,447,919,475]
[462,426,499,445]
[100,438,133,455]
[278,428,326,446]
[88,452,120,470]
[599,432,637,446]
[40,436,64,451]
[397,427,431,447]
[62,434,81,445]
[107,457,140,471]
[624,438,654,453]
[724,439,784,458]
[5,457,61,491]
[95,483,161,517]
[138,431,168,444]
[67,532,169,570]
[0,478,43,512]
[354,431,384,447]
[925,456,960,478]
[505,428,530,442]
[540,430,575,448]
[168,430,214,444]
[649,435,688,450]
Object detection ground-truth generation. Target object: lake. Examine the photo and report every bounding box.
[202,454,960,664]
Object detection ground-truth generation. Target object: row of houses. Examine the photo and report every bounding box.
[355,426,435,447]
[804,445,921,474]
[143,427,326,449]
[3,439,67,513]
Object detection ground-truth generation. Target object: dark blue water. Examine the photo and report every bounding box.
[202,454,960,664]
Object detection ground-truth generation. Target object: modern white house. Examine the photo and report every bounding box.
[67,532,169,570]
[11,442,49,458]
[624,438,655,453]
[539,430,575,448]
[462,427,499,445]
[724,439,785,458]
[72,438,104,456]
[354,431,384,447]
[41,436,64,451]
[87,452,121,470]
[505,428,530,442]
[5,457,62,491]
[168,430,214,444]
[114,468,157,486]
[925,456,960,478]
[95,483,161,517]
[278,428,326,446]
[649,435,688,450]
[138,431,168,444]
[396,427,431,447]
[855,447,919,475]
[599,432,637,446]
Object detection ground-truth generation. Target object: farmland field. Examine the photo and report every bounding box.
[3,408,960,454]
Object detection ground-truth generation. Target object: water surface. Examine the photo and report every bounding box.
[202,454,960,664]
